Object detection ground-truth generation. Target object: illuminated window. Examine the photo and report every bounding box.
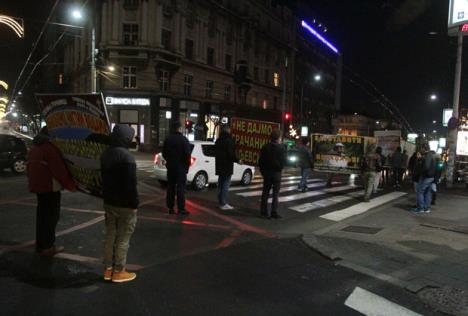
[58,73,63,85]
[274,72,280,87]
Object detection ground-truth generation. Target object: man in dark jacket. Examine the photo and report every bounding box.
[259,129,287,219]
[412,144,436,214]
[27,126,77,256]
[297,138,313,192]
[391,147,404,189]
[101,124,139,283]
[215,124,241,210]
[163,121,191,215]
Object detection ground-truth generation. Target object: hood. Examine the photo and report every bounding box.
[111,124,135,148]
[32,133,50,146]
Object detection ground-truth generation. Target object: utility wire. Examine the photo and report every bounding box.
[10,0,60,102]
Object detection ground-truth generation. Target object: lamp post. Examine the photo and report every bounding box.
[71,8,97,93]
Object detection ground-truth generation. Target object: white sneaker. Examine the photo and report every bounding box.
[220,204,234,210]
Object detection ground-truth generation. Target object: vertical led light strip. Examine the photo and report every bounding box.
[301,20,339,54]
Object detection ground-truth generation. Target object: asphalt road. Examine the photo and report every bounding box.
[0,165,442,316]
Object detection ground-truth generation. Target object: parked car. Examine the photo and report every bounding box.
[0,134,28,173]
[154,141,255,190]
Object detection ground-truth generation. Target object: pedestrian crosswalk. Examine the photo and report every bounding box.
[232,175,404,218]
[136,161,155,174]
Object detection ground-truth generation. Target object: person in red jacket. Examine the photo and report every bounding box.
[27,126,76,256]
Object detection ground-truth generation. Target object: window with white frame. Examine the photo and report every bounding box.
[123,23,139,46]
[123,66,137,88]
[184,74,193,96]
[159,70,170,92]
[205,80,214,98]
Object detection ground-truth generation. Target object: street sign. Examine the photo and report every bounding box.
[449,0,468,28]
[443,108,453,127]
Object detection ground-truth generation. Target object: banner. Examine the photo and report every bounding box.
[230,117,280,166]
[311,134,376,174]
[36,94,110,196]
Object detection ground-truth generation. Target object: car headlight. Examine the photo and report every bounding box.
[289,156,297,162]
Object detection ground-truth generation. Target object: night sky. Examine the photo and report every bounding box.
[0,0,464,133]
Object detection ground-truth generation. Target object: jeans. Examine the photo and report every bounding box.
[417,177,434,210]
[167,168,187,211]
[36,192,61,251]
[261,172,282,216]
[103,204,137,271]
[298,168,311,190]
[218,175,232,206]
[363,171,377,201]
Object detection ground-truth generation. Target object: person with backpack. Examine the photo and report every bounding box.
[362,144,382,202]
[411,144,437,214]
[297,138,313,192]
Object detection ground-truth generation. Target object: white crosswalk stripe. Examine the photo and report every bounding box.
[230,178,321,192]
[234,179,325,195]
[290,191,364,213]
[136,161,155,173]
[250,175,301,184]
[274,184,357,203]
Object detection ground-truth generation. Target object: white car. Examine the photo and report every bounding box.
[154,141,255,190]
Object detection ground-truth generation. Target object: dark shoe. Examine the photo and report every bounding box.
[431,201,436,206]
[168,209,175,214]
[37,245,64,257]
[301,188,308,193]
[260,213,270,219]
[178,210,190,215]
[271,213,282,219]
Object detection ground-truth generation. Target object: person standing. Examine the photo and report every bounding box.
[163,121,191,215]
[101,124,139,283]
[401,149,409,183]
[391,147,403,189]
[362,145,381,202]
[27,126,77,256]
[259,129,287,219]
[408,151,422,193]
[373,146,384,194]
[297,138,313,192]
[412,144,437,214]
[215,124,241,210]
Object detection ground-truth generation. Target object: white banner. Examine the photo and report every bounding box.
[449,0,468,27]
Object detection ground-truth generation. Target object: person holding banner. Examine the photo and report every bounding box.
[27,126,77,256]
[101,124,139,283]
[361,145,382,202]
[259,129,287,219]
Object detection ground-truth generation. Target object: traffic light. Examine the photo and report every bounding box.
[284,112,291,121]
[185,120,194,133]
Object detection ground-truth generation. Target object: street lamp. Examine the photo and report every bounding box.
[314,74,322,82]
[107,65,115,72]
[70,8,96,93]
[430,94,438,101]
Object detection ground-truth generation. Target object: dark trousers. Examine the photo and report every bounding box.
[393,168,404,186]
[36,192,61,251]
[217,174,232,206]
[261,171,282,216]
[167,168,187,211]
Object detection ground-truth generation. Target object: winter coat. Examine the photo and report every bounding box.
[215,132,239,176]
[162,132,191,174]
[27,134,76,193]
[421,151,437,178]
[390,151,403,169]
[100,124,139,209]
[297,145,313,169]
[259,142,287,175]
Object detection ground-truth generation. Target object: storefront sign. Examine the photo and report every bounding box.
[301,126,309,137]
[443,108,453,127]
[311,134,376,174]
[105,97,150,106]
[230,117,280,166]
[457,131,468,156]
[36,93,111,196]
[449,0,468,27]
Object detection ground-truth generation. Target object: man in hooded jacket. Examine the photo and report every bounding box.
[100,124,139,283]
[27,126,76,256]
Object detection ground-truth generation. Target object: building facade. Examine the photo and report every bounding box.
[63,0,339,150]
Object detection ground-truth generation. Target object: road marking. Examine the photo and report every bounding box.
[345,287,422,316]
[320,192,407,222]
[290,191,364,213]
[274,184,357,203]
[186,200,274,237]
[230,178,322,192]
[216,230,243,249]
[236,180,334,197]
[250,175,302,184]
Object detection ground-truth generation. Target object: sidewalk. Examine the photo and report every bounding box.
[304,191,468,316]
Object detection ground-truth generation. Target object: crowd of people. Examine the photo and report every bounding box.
[25,122,444,284]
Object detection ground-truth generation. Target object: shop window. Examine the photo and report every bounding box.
[162,29,171,50]
[159,69,170,92]
[225,54,232,72]
[123,23,139,46]
[123,66,137,88]
[274,72,280,87]
[207,48,215,66]
[224,85,231,101]
[205,80,214,99]
[184,74,193,96]
[185,39,194,60]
